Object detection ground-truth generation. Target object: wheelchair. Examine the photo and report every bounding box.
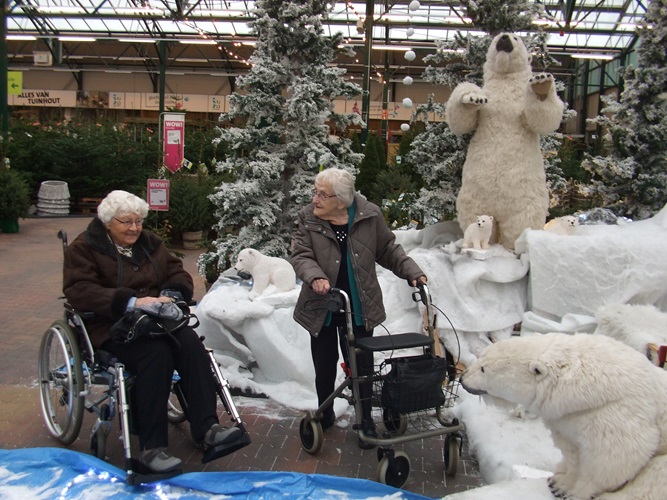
[38,230,251,485]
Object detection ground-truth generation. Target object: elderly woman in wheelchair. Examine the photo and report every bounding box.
[54,189,244,477]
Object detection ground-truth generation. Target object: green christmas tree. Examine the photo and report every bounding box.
[581,0,667,220]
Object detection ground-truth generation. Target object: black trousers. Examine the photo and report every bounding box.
[101,326,218,450]
[311,323,374,422]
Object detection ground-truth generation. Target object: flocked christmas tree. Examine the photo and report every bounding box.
[407,0,570,222]
[581,0,667,220]
[198,0,363,277]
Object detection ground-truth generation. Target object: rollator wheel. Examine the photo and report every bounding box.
[299,417,323,454]
[444,435,460,477]
[382,407,408,435]
[38,320,85,445]
[377,451,410,488]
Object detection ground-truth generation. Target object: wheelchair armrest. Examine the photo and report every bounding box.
[64,302,95,320]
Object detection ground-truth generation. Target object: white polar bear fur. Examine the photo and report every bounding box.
[460,333,667,500]
[594,303,667,360]
[234,248,296,300]
[446,33,564,249]
[463,215,494,249]
[544,215,579,235]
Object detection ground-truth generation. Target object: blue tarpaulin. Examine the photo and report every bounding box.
[0,448,432,499]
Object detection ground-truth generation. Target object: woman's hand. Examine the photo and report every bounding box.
[311,278,331,295]
[411,275,428,287]
[135,296,173,308]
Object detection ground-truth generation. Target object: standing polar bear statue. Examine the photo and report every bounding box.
[461,333,667,500]
[446,33,564,249]
[234,248,296,300]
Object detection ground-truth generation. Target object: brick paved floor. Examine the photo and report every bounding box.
[0,216,484,498]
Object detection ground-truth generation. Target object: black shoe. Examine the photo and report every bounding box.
[321,410,336,431]
[357,421,378,449]
[140,448,182,473]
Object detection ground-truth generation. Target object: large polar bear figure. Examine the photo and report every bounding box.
[460,333,667,500]
[446,33,564,249]
[234,248,296,300]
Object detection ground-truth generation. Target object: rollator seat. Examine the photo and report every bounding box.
[355,332,434,352]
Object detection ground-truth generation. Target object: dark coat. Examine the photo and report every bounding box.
[63,217,193,348]
[291,194,424,334]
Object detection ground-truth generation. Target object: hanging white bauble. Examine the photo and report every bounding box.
[406,27,415,37]
[400,123,410,132]
[403,75,414,86]
[409,0,420,12]
[404,50,416,61]
[402,97,413,109]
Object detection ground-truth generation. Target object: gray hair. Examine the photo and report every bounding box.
[315,168,356,207]
[97,190,149,224]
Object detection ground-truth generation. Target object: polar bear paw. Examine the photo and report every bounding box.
[548,475,575,499]
[461,92,488,106]
[529,73,554,98]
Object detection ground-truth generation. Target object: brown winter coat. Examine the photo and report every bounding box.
[63,217,193,348]
[292,194,424,335]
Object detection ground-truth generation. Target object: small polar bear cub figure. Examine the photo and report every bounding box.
[234,248,297,300]
[460,333,667,500]
[544,215,579,236]
[462,215,494,249]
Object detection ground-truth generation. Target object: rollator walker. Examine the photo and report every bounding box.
[38,229,251,485]
[299,284,465,489]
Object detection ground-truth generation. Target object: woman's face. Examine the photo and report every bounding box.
[312,181,346,221]
[106,212,143,247]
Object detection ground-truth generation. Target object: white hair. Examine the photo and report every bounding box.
[315,168,356,207]
[97,190,149,224]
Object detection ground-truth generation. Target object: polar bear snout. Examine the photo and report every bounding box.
[496,34,513,53]
[461,381,487,396]
[459,368,488,396]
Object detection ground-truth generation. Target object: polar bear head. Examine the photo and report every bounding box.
[484,33,531,76]
[559,215,579,232]
[234,248,260,274]
[476,215,493,228]
[544,215,580,235]
[460,333,651,420]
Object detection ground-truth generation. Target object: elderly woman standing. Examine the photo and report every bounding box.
[63,190,240,473]
[292,168,427,448]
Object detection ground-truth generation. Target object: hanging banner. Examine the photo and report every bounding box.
[147,179,170,211]
[162,113,185,173]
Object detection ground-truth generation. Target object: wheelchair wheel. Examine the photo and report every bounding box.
[38,320,85,445]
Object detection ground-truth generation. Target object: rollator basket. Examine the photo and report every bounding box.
[381,354,450,415]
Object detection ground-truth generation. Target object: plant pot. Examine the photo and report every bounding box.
[182,230,203,250]
[37,180,70,216]
[0,218,20,233]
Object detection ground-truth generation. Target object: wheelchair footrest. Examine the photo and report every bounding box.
[126,458,182,485]
[201,430,252,464]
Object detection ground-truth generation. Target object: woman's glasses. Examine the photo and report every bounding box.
[312,189,337,200]
[114,217,144,227]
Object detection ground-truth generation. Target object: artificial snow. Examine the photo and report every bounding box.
[193,204,667,498]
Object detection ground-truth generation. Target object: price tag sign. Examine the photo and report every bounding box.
[147,179,169,211]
